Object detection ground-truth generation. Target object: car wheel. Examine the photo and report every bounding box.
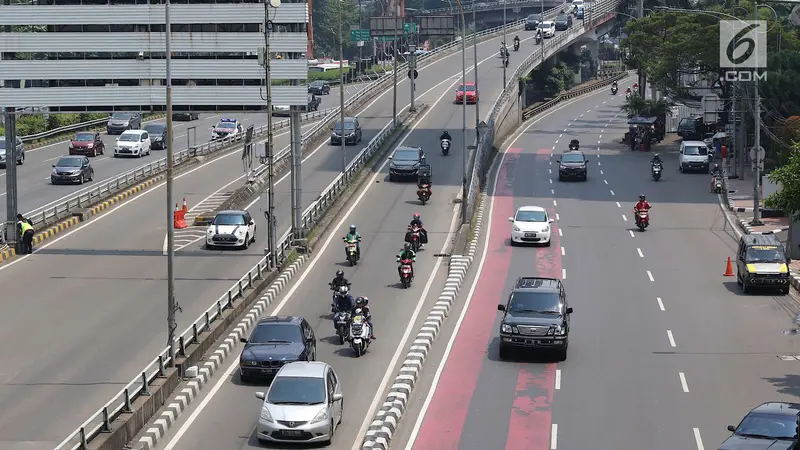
[78,173,84,185]
[498,343,511,360]
[243,234,250,250]
[323,422,334,445]
[679,164,684,173]
[558,175,564,181]
[509,238,516,247]
[742,278,750,294]
[92,147,97,157]
[17,153,24,165]
[88,170,94,181]
[736,271,742,286]
[555,343,568,361]
[389,173,395,182]
[251,226,257,243]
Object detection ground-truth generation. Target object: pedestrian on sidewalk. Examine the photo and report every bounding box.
[16,214,34,254]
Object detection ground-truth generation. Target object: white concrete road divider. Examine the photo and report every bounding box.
[134,255,308,450]
[360,195,487,450]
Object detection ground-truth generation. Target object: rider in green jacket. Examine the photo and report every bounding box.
[343,224,361,259]
[396,243,417,279]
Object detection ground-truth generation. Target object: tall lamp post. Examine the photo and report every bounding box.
[472,2,480,140]
[338,1,347,179]
[502,0,507,87]
[455,0,467,225]
[165,0,178,368]
[262,0,281,268]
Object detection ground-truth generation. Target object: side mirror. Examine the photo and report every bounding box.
[332,393,343,402]
[255,392,266,400]
[249,220,255,225]
[52,164,56,167]
[239,337,248,343]
[549,218,554,223]
[508,217,514,222]
[116,138,120,141]
[566,307,573,314]
[556,159,560,163]
[387,156,393,160]
[727,425,736,432]
[497,304,506,311]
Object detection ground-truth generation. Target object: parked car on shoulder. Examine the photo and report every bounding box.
[51,155,93,185]
[69,132,104,157]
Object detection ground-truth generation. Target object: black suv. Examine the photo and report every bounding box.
[497,277,573,361]
[388,145,426,181]
[557,150,588,181]
[238,316,317,382]
[308,80,331,95]
[524,13,542,30]
[554,14,572,31]
[720,402,800,449]
[677,116,704,140]
[330,116,363,145]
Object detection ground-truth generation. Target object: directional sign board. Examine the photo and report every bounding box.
[750,145,765,162]
[403,22,417,34]
[350,29,370,42]
[408,69,419,79]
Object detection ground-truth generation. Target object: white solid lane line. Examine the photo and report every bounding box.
[694,428,706,450]
[657,297,665,311]
[679,372,690,392]
[551,424,558,449]
[667,330,676,347]
[555,369,562,390]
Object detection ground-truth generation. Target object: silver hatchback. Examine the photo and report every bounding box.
[254,361,343,445]
[0,136,25,167]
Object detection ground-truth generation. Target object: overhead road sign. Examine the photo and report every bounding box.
[350,29,370,42]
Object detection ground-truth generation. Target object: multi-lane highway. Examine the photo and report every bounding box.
[126,27,558,450]
[0,27,550,448]
[0,85,350,217]
[387,79,800,450]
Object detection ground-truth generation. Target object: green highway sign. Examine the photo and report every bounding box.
[375,36,396,42]
[350,29,370,42]
[403,23,417,34]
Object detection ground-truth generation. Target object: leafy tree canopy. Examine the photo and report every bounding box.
[312,0,361,58]
[621,95,671,118]
[764,144,800,220]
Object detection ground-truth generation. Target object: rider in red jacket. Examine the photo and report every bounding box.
[634,194,651,213]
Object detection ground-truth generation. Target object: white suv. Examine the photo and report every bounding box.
[678,140,710,173]
[114,130,151,158]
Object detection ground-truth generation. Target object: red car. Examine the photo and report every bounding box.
[69,132,105,157]
[455,82,478,104]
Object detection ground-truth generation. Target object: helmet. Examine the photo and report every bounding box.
[404,242,411,251]
[336,270,344,279]
[349,224,356,232]
[355,296,367,307]
[413,213,421,221]
[639,194,646,201]
[714,163,719,169]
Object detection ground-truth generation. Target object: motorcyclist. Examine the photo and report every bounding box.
[439,130,452,142]
[633,194,651,217]
[500,42,507,57]
[710,163,722,191]
[513,35,520,49]
[417,172,432,199]
[329,270,353,305]
[342,224,361,259]
[626,87,632,96]
[633,82,639,90]
[352,296,375,340]
[569,139,579,150]
[396,243,417,280]
[407,212,428,246]
[650,153,662,167]
[612,81,618,90]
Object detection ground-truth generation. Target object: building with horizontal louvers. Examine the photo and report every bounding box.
[0,0,309,113]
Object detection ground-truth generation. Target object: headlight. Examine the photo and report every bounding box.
[87,143,93,148]
[347,132,356,137]
[240,360,258,366]
[260,407,274,422]
[309,407,328,424]
[501,323,513,333]
[236,228,247,236]
[207,229,214,235]
[543,226,550,232]
[52,169,58,175]
[554,325,566,336]
[512,225,521,232]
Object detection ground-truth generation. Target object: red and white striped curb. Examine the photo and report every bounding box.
[134,255,308,450]
[360,194,487,450]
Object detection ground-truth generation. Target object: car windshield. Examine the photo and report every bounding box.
[515,210,547,222]
[217,122,236,129]
[562,153,585,163]
[57,158,82,168]
[311,81,324,86]
[74,133,94,141]
[508,291,561,314]
[745,245,786,263]
[111,113,132,119]
[213,214,246,225]
[119,134,139,142]
[267,377,326,405]
[734,412,797,439]
[527,14,540,20]
[249,324,303,344]
[557,15,567,21]
[394,149,419,161]
[684,145,707,155]
[459,84,476,92]
[145,124,165,133]
[539,22,552,29]
[335,121,355,131]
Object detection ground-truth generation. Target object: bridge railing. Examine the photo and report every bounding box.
[423,0,564,15]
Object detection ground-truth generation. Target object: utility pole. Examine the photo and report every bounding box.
[262,0,278,267]
[459,3,468,225]
[472,3,480,140]
[339,2,347,180]
[392,5,399,126]
[751,4,763,226]
[165,0,178,368]
[409,44,417,112]
[502,0,507,88]
[291,111,303,237]
[636,0,644,96]
[4,111,18,252]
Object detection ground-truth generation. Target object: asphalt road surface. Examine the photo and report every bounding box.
[389,79,800,450]
[0,27,551,449]
[0,85,351,218]
[137,27,558,450]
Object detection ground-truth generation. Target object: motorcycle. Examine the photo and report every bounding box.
[342,237,360,266]
[625,92,630,100]
[651,163,662,181]
[417,184,431,205]
[330,284,350,313]
[513,41,520,51]
[611,86,618,95]
[535,33,542,44]
[440,138,450,155]
[503,55,509,68]
[408,225,422,252]
[569,143,579,151]
[499,46,507,58]
[349,310,371,357]
[712,175,722,193]
[635,209,650,231]
[333,310,351,345]
[399,259,414,288]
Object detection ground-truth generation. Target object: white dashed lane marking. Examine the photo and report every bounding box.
[679,372,690,392]
[667,330,676,347]
[657,297,665,311]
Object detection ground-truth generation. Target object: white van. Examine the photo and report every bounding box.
[678,140,710,173]
[114,129,152,158]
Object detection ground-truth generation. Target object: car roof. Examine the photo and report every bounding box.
[256,315,303,326]
[276,361,329,379]
[751,402,800,415]
[682,140,706,146]
[742,234,782,246]
[513,276,561,292]
[562,150,585,157]
[58,155,83,161]
[395,146,422,152]
[216,209,248,216]
[145,123,165,128]
[517,205,546,212]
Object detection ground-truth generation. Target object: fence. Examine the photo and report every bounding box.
[465,0,621,218]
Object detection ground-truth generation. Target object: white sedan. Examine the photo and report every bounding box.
[509,206,554,246]
[206,210,256,249]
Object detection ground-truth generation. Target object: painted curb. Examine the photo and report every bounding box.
[359,194,488,450]
[720,166,798,292]
[134,255,308,450]
[0,175,164,265]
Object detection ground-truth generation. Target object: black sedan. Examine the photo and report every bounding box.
[720,402,800,449]
[172,111,199,121]
[308,80,331,95]
[51,155,94,185]
[145,123,168,150]
[557,150,588,181]
[524,14,542,30]
[238,316,316,383]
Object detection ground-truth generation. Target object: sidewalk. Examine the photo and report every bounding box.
[720,163,800,293]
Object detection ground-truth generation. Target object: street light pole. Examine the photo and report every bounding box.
[392,5,399,127]
[456,0,467,225]
[339,1,347,179]
[751,4,763,225]
[263,0,278,267]
[502,0,507,87]
[472,3,480,140]
[165,0,177,368]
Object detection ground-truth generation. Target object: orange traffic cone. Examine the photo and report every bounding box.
[724,257,735,276]
[182,197,188,212]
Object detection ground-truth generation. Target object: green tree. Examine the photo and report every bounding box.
[620,96,670,118]
[313,0,360,58]
[764,145,800,220]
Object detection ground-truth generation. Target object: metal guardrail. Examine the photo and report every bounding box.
[521,73,627,120]
[23,107,337,230]
[53,13,570,449]
[423,0,565,15]
[19,117,110,142]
